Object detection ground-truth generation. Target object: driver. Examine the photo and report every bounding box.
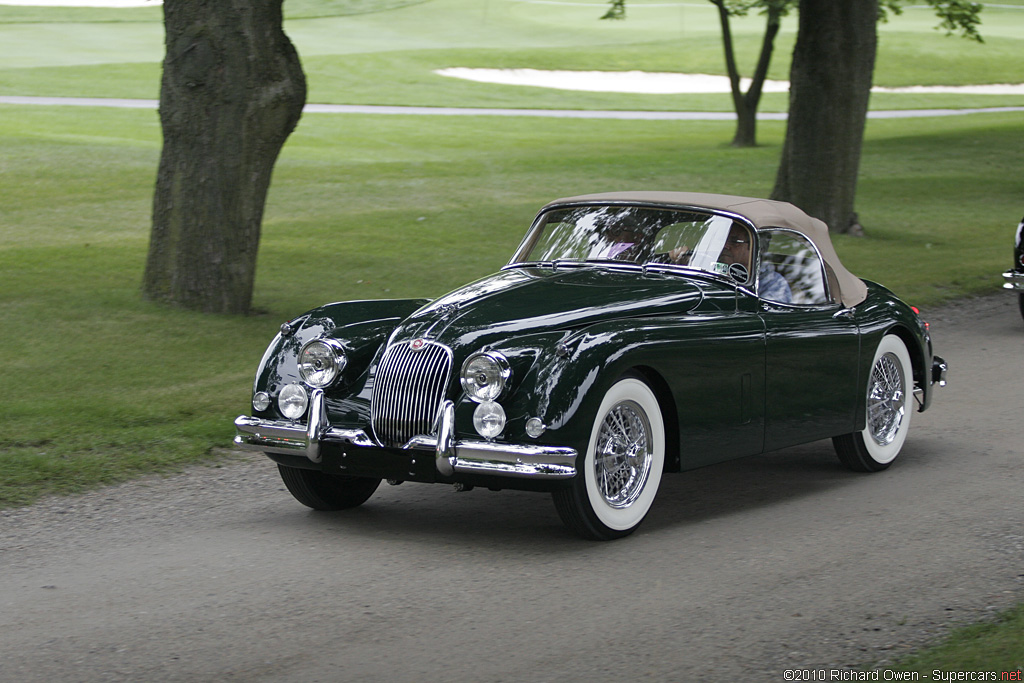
[716,224,793,303]
[718,224,753,273]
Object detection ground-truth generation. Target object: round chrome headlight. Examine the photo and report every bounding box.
[278,383,309,420]
[252,391,271,412]
[460,351,511,403]
[298,338,347,388]
[473,401,506,439]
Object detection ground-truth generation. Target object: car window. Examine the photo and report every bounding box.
[759,230,831,305]
[514,205,753,284]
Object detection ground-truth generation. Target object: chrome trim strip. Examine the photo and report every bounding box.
[1002,270,1024,291]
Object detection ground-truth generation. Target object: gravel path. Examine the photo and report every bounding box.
[1,293,1022,681]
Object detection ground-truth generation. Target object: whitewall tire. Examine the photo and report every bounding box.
[553,376,666,540]
[833,334,913,472]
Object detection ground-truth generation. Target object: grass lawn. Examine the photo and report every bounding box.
[0,0,1022,671]
[893,603,1024,675]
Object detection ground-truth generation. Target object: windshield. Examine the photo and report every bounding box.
[511,205,755,283]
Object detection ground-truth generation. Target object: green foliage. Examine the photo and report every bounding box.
[881,0,985,42]
[601,0,626,21]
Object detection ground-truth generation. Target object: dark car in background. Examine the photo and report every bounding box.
[235,192,947,540]
[1003,216,1024,321]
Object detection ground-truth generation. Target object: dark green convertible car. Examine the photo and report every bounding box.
[235,192,948,540]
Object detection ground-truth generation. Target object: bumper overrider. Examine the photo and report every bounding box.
[234,389,577,480]
[1002,269,1024,291]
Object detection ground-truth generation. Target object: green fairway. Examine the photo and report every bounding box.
[2,0,1023,110]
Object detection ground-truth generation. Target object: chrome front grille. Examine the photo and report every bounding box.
[370,340,453,447]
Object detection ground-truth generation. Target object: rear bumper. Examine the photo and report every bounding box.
[234,390,577,481]
[932,355,948,388]
[1003,270,1024,291]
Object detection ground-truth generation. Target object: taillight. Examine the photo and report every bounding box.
[911,305,930,332]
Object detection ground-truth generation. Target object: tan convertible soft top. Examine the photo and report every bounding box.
[545,191,868,307]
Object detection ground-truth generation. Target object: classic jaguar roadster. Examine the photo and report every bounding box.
[235,192,948,540]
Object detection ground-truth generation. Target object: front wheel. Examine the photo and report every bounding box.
[552,377,665,540]
[833,334,913,472]
[1018,292,1024,322]
[278,465,381,510]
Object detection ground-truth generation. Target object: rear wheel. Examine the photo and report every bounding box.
[833,334,913,472]
[278,465,381,510]
[553,377,665,541]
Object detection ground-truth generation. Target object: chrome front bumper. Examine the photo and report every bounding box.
[234,390,577,480]
[1003,270,1024,291]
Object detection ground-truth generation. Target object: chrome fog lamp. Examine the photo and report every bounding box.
[278,383,309,420]
[461,351,511,402]
[252,391,271,412]
[299,338,347,388]
[525,417,546,439]
[473,401,506,439]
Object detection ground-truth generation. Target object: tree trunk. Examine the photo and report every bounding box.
[714,0,782,148]
[771,0,877,233]
[144,0,306,314]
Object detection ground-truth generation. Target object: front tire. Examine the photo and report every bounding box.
[833,334,913,472]
[278,465,381,510]
[553,377,665,540]
[1018,292,1024,322]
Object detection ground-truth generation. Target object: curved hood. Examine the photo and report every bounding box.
[392,266,704,350]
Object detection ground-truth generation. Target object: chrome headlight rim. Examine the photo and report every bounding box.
[298,338,348,389]
[460,351,512,403]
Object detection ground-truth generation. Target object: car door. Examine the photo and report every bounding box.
[758,229,861,451]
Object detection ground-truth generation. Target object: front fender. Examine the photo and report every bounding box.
[496,320,668,452]
[252,298,430,419]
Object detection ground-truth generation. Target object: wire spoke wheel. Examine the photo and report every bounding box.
[833,334,914,472]
[552,376,665,540]
[594,400,652,508]
[866,351,906,446]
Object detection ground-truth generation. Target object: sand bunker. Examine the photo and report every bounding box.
[437,68,789,94]
[436,67,1024,96]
